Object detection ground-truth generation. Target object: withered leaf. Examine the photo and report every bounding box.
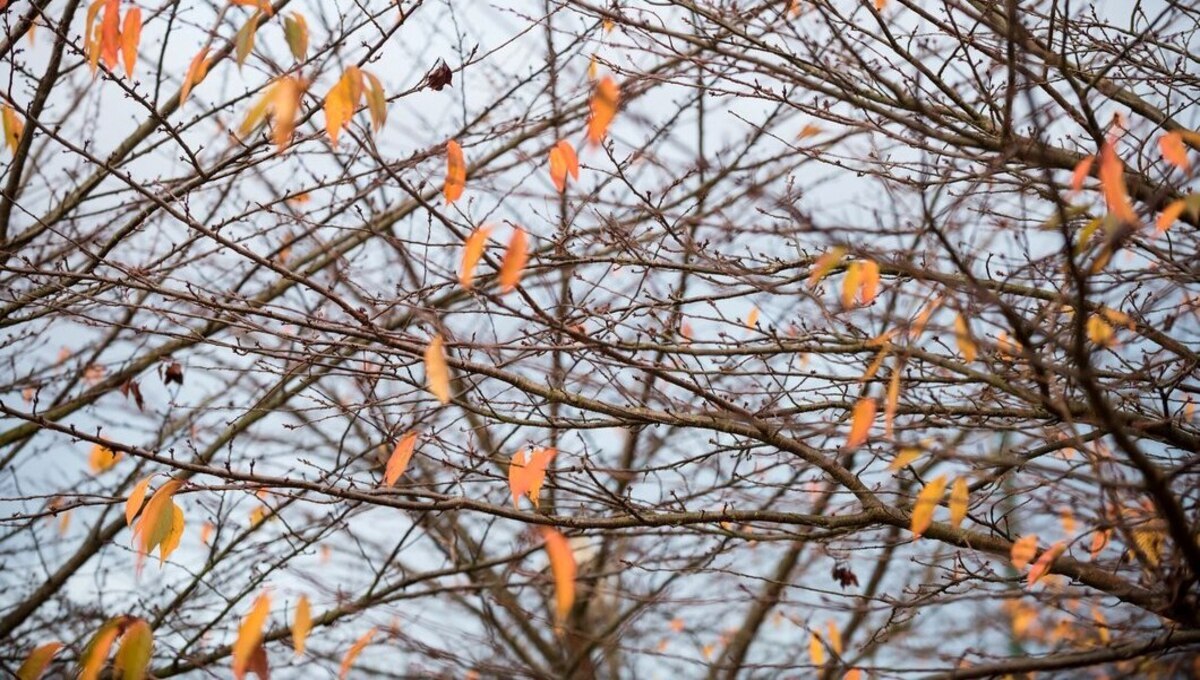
[164,361,184,386]
[120,379,144,411]
[425,60,453,91]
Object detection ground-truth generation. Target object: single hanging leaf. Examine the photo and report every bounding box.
[948,477,968,529]
[860,260,880,304]
[884,356,903,438]
[363,70,387,132]
[1087,313,1115,347]
[1159,131,1190,170]
[89,443,122,473]
[113,619,153,680]
[233,592,271,680]
[509,447,558,508]
[746,306,760,328]
[888,447,921,471]
[808,247,845,287]
[283,12,309,61]
[125,474,155,526]
[808,632,825,665]
[133,479,183,563]
[444,140,466,203]
[586,75,619,145]
[16,642,61,680]
[99,0,120,69]
[841,261,862,308]
[269,76,302,150]
[498,227,529,293]
[910,474,947,538]
[323,67,364,146]
[827,620,842,655]
[2,104,24,154]
[458,225,491,289]
[180,48,210,104]
[1098,143,1138,224]
[79,619,121,680]
[120,8,141,75]
[235,13,260,67]
[954,314,976,362]
[558,140,580,179]
[339,628,376,679]
[845,397,876,449]
[1010,534,1038,569]
[424,335,450,405]
[540,526,576,633]
[548,140,579,192]
[1156,199,1186,234]
[231,0,272,15]
[384,432,418,485]
[292,595,311,655]
[1027,541,1067,587]
[1069,155,1094,193]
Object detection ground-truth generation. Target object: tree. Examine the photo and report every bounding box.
[1,0,1199,677]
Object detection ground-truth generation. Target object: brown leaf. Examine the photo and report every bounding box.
[425,59,453,91]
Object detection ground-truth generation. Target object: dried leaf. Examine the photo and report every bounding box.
[910,474,947,538]
[235,13,260,67]
[113,619,153,680]
[425,59,453,90]
[499,227,529,293]
[1011,534,1038,569]
[424,335,450,405]
[1027,541,1066,587]
[384,432,418,485]
[827,620,842,655]
[548,139,579,192]
[808,247,845,287]
[884,356,903,438]
[509,447,558,508]
[99,0,120,69]
[283,12,309,61]
[292,595,311,655]
[1159,131,1190,170]
[363,70,387,132]
[339,629,376,679]
[860,260,880,304]
[1070,155,1094,193]
[79,620,120,680]
[233,592,271,680]
[1090,528,1111,559]
[948,477,968,529]
[1156,199,1186,234]
[16,642,61,680]
[845,397,876,449]
[954,314,976,362]
[1099,143,1137,224]
[180,48,210,105]
[746,306,760,328]
[2,104,24,154]
[540,527,576,632]
[586,76,619,145]
[459,225,491,289]
[444,140,466,203]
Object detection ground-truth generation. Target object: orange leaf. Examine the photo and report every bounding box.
[180,48,210,105]
[2,104,24,155]
[509,447,558,508]
[99,0,120,69]
[1010,534,1037,569]
[808,247,845,287]
[1089,528,1111,559]
[120,8,141,75]
[860,260,880,304]
[549,146,567,192]
[888,447,921,471]
[17,642,61,680]
[1099,143,1137,224]
[384,432,418,485]
[954,314,976,362]
[459,225,491,290]
[125,474,154,526]
[746,306,760,328]
[269,76,302,150]
[910,474,947,538]
[948,477,968,529]
[540,527,576,632]
[845,397,876,449]
[80,620,120,680]
[89,443,122,473]
[133,479,183,564]
[424,335,450,405]
[841,261,862,308]
[339,628,376,679]
[1070,155,1094,193]
[232,592,271,680]
[231,0,273,15]
[1156,199,1186,234]
[292,595,312,655]
[1027,541,1066,587]
[558,140,580,179]
[586,76,619,145]
[884,356,902,438]
[1159,131,1190,170]
[499,227,529,293]
[444,140,466,204]
[808,632,825,665]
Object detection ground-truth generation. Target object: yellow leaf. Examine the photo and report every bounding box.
[158,502,185,563]
[1099,143,1137,224]
[363,70,387,132]
[293,595,312,655]
[884,356,903,438]
[860,346,888,382]
[746,306,760,328]
[841,261,862,308]
[954,314,976,362]
[1156,199,1186,234]
[459,225,492,290]
[808,632,825,665]
[89,443,122,474]
[499,227,529,293]
[339,628,376,679]
[541,527,577,633]
[1060,507,1076,536]
[827,620,842,655]
[444,140,466,203]
[586,76,619,145]
[1159,131,1191,170]
[910,474,947,538]
[888,447,921,471]
[232,592,271,680]
[113,619,153,680]
[1011,534,1038,569]
[2,104,24,154]
[234,13,259,67]
[231,0,273,15]
[424,335,450,405]
[80,620,120,680]
[125,474,154,526]
[808,247,845,287]
[269,76,302,150]
[133,479,183,564]
[384,431,418,485]
[119,8,141,75]
[1086,313,1114,347]
[180,48,210,105]
[283,12,309,61]
[860,260,880,304]
[948,477,968,529]
[16,642,61,680]
[845,397,876,449]
[1027,541,1066,587]
[324,68,364,147]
